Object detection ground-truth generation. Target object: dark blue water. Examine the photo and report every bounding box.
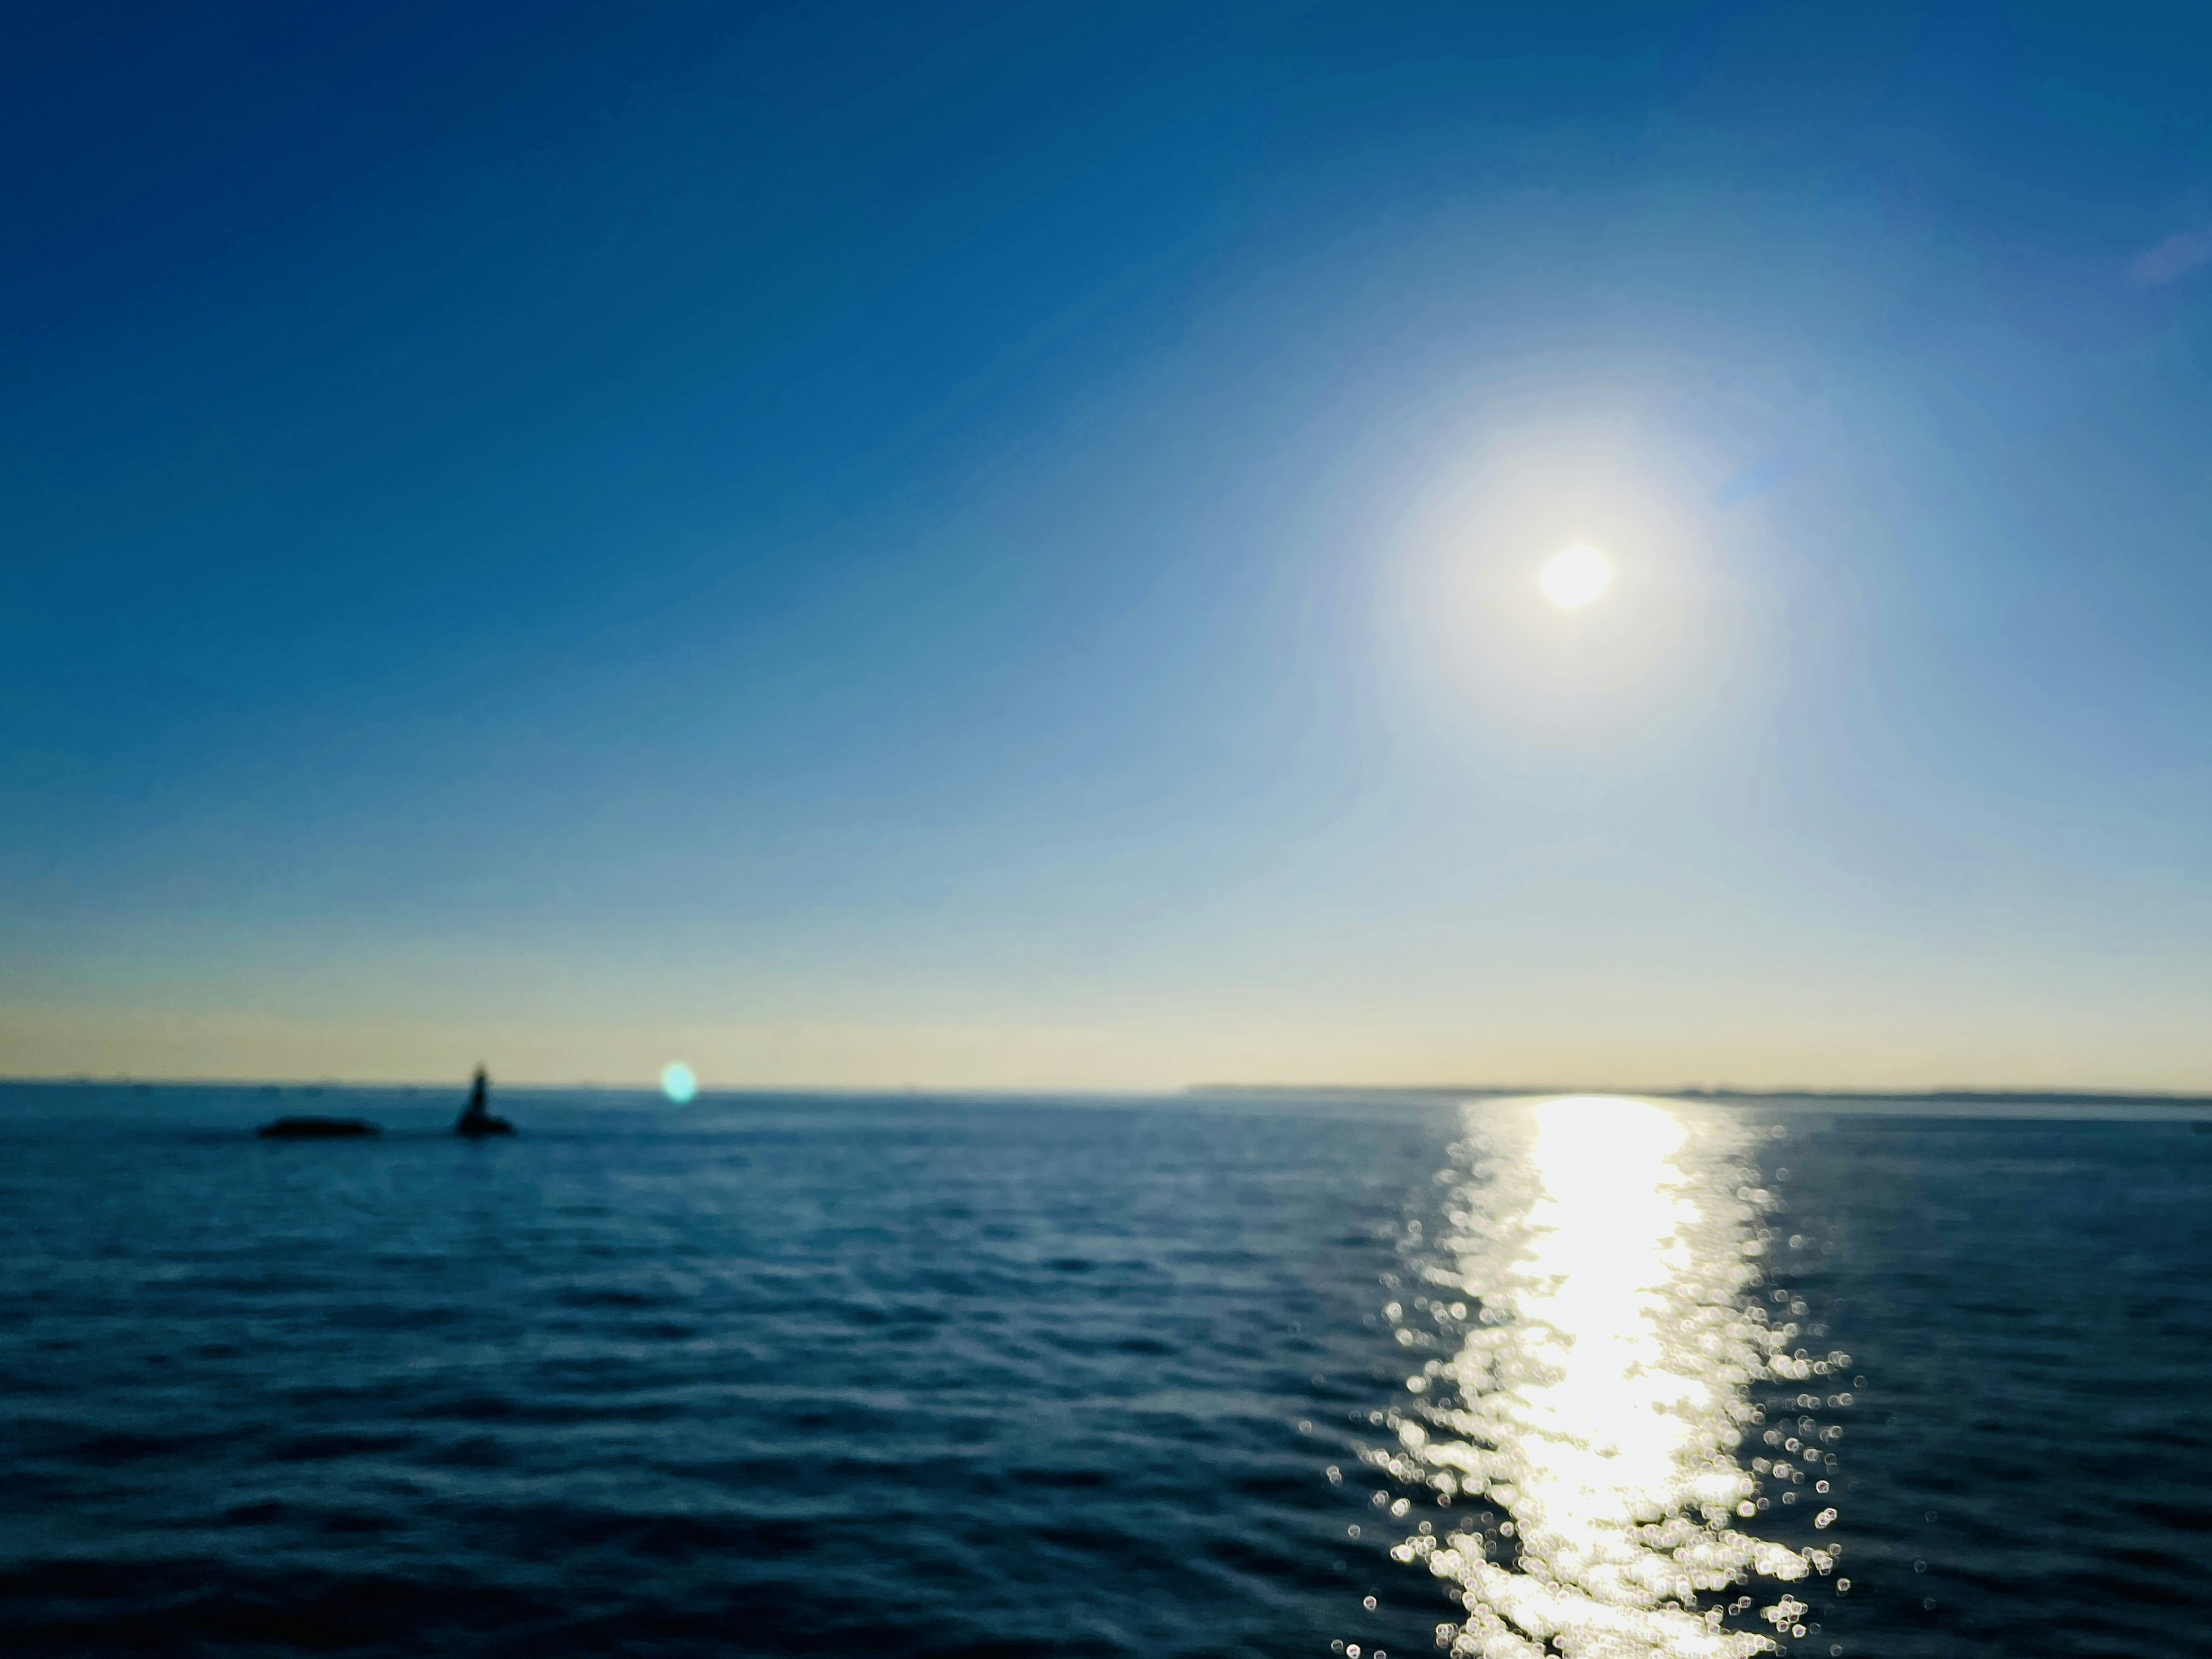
[1,1086,2206,1657]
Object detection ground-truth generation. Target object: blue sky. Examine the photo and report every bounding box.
[6,2,2210,1088]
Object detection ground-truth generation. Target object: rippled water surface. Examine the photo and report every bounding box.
[2,1085,2207,1657]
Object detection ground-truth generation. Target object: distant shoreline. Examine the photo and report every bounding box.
[1187,1084,2212,1107]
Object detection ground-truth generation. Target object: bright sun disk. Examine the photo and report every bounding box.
[1541,544,1612,609]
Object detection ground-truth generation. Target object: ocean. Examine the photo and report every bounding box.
[1,1084,2206,1657]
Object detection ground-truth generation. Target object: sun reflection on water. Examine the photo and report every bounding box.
[1368,1097,1844,1657]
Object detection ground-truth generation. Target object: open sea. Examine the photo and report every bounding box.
[2,1084,2207,1657]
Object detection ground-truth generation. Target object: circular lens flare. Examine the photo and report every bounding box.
[660,1062,698,1104]
[1541,544,1612,608]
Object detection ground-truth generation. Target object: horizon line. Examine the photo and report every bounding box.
[5,1074,2211,1107]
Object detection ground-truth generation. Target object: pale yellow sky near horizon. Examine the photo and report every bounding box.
[6,999,2207,1093]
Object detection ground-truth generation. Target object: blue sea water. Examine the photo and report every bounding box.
[1,1084,2207,1657]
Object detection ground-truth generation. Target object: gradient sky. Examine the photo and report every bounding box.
[6,2,2211,1089]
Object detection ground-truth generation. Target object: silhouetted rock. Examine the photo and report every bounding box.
[455,1066,515,1138]
[256,1116,379,1139]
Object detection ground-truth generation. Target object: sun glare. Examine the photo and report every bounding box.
[1385,1097,1825,1657]
[1541,544,1612,608]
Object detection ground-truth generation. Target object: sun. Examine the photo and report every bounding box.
[1541,544,1612,609]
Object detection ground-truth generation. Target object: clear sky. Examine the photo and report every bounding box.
[6,2,2210,1090]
